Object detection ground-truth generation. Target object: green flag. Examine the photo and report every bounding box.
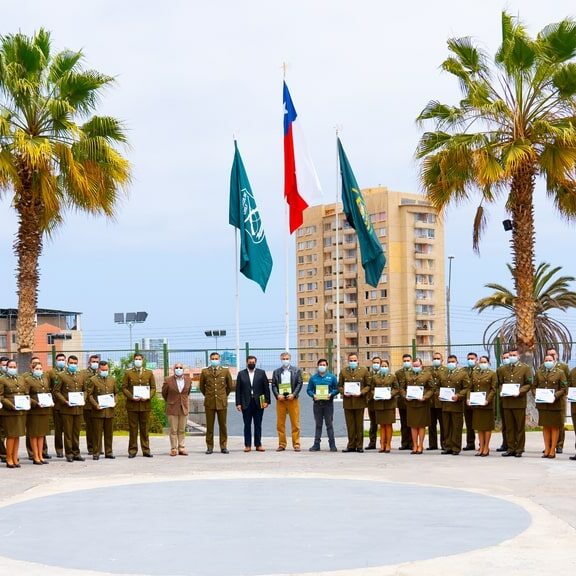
[337,137,385,287]
[229,141,273,292]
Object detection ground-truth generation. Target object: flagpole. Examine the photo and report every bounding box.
[284,205,290,353]
[335,130,341,376]
[235,227,241,371]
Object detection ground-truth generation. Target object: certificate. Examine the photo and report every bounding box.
[567,387,576,402]
[279,372,291,395]
[439,387,456,402]
[14,394,31,411]
[535,388,555,404]
[316,384,330,400]
[500,383,520,397]
[133,385,150,400]
[406,385,424,400]
[344,381,361,396]
[98,394,116,409]
[373,387,391,401]
[469,391,487,406]
[37,392,54,408]
[68,391,85,406]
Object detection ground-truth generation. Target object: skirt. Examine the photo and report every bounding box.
[1,413,26,437]
[406,402,430,428]
[26,413,51,437]
[375,408,396,425]
[472,408,495,432]
[537,409,563,428]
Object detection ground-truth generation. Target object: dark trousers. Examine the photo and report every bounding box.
[242,398,264,448]
[128,411,151,455]
[344,408,364,450]
[557,397,566,449]
[367,407,377,447]
[84,409,95,454]
[428,406,444,449]
[464,406,475,448]
[499,403,508,449]
[442,411,464,453]
[205,407,228,450]
[26,434,48,458]
[503,408,526,454]
[62,414,82,457]
[313,400,335,448]
[399,407,412,449]
[53,409,64,454]
[92,418,114,456]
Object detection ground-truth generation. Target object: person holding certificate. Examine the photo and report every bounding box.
[0,356,8,463]
[499,348,533,458]
[48,353,67,458]
[439,356,469,456]
[543,347,569,454]
[338,353,371,453]
[496,351,510,453]
[395,354,414,451]
[79,354,100,456]
[0,359,29,468]
[25,361,52,465]
[54,355,86,462]
[534,355,567,459]
[122,353,157,458]
[467,356,497,457]
[463,353,480,451]
[365,357,384,450]
[371,360,399,453]
[306,358,338,452]
[427,353,448,451]
[162,363,192,456]
[569,367,576,461]
[87,361,117,460]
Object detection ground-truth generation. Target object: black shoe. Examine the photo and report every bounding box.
[205,449,213,455]
[356,448,364,453]
[42,460,49,464]
[221,448,229,454]
[426,447,438,451]
[309,445,320,452]
[128,454,136,458]
[463,446,475,451]
[501,452,514,457]
[365,445,376,450]
[569,455,576,461]
[556,448,563,454]
[329,446,337,452]
[93,455,99,460]
[143,453,153,458]
[342,448,355,453]
[66,456,74,462]
[514,453,522,458]
[496,446,508,452]
[105,455,115,459]
[33,460,43,465]
[43,454,52,460]
[73,456,85,462]
[27,456,33,461]
[451,451,460,456]
[441,450,453,455]
[56,451,64,458]
[398,446,411,451]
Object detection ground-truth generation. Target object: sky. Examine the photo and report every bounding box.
[1,0,576,354]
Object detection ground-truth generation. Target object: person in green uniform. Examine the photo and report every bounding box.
[468,355,497,457]
[496,351,510,452]
[402,358,434,454]
[395,353,414,450]
[48,353,67,458]
[87,360,117,460]
[371,360,399,453]
[427,352,448,451]
[338,352,370,453]
[365,357,382,450]
[80,354,100,456]
[463,352,479,450]
[122,353,156,458]
[24,356,48,460]
[499,348,533,458]
[545,347,569,454]
[0,356,8,462]
[199,352,233,454]
[440,355,469,456]
[534,354,567,459]
[569,367,576,462]
[25,361,52,465]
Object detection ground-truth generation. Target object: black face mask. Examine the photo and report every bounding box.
[247,363,256,370]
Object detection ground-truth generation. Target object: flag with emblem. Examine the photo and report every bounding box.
[229,141,273,292]
[337,137,385,287]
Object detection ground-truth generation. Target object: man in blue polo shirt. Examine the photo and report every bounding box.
[307,358,339,452]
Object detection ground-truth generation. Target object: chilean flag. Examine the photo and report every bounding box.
[283,82,322,233]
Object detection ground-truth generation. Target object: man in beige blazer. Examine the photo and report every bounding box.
[162,363,192,456]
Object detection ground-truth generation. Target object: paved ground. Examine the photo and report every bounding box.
[0,432,574,576]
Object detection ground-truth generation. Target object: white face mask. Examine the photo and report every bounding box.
[134,359,143,368]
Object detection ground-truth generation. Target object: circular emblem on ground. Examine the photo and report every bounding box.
[0,478,530,575]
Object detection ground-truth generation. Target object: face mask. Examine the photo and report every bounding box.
[544,361,555,370]
[56,360,65,369]
[7,367,17,377]
[100,370,109,378]
[33,369,43,378]
[432,359,442,368]
[479,363,489,371]
[247,363,256,370]
[380,367,389,376]
[372,363,381,372]
[210,359,220,368]
[349,361,358,370]
[318,365,327,374]
[68,364,78,373]
[447,362,457,371]
[467,359,476,368]
[509,356,519,365]
[412,366,422,374]
[403,361,412,369]
[501,358,510,365]
[0,365,6,373]
[282,359,290,368]
[90,362,99,371]
[134,359,143,369]
[175,368,184,377]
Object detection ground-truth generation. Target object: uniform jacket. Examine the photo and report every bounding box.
[47,367,65,410]
[427,365,449,409]
[79,368,98,412]
[467,369,497,410]
[338,366,370,409]
[0,374,29,415]
[271,365,303,399]
[394,367,412,409]
[24,373,52,415]
[235,368,270,410]
[441,368,469,413]
[162,374,192,415]
[370,372,399,411]
[199,366,233,410]
[498,362,533,409]
[534,367,567,413]
[54,369,85,416]
[87,374,117,419]
[400,370,435,410]
[122,368,157,412]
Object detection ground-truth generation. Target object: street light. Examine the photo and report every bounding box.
[446,256,455,356]
[205,330,226,353]
[115,312,148,350]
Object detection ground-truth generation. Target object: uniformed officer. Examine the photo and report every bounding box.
[338,352,370,453]
[545,347,569,454]
[24,356,49,461]
[569,367,576,462]
[48,353,67,457]
[0,356,8,462]
[371,359,399,452]
[395,353,414,450]
[87,360,116,460]
[440,355,469,455]
[463,352,479,450]
[79,354,100,455]
[467,355,497,456]
[199,351,233,454]
[499,348,533,457]
[122,353,156,458]
[427,352,448,450]
[365,356,383,450]
[25,360,52,465]
[496,351,510,452]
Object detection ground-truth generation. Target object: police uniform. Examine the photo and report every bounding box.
[441,368,469,454]
[54,369,85,460]
[402,370,434,428]
[0,374,28,438]
[25,373,52,438]
[87,373,116,458]
[427,364,448,450]
[199,365,233,452]
[366,367,381,449]
[48,366,66,457]
[495,363,508,450]
[79,367,98,454]
[371,372,399,425]
[468,369,497,431]
[534,366,567,428]
[394,367,413,450]
[338,365,370,452]
[463,365,479,449]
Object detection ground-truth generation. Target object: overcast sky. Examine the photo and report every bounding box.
[1,0,576,355]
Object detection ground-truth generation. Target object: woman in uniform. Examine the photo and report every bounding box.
[468,355,497,457]
[402,358,434,454]
[371,360,399,453]
[25,361,52,465]
[534,354,567,459]
[0,359,29,468]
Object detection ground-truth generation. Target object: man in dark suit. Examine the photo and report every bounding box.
[236,355,270,452]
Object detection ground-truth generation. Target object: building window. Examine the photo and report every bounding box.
[414,213,436,224]
[345,263,357,273]
[307,310,317,319]
[0,334,6,349]
[414,243,433,255]
[344,248,357,258]
[306,297,318,305]
[299,298,305,306]
[381,320,389,329]
[371,211,387,222]
[378,227,387,237]
[299,311,305,319]
[380,305,388,314]
[416,304,434,315]
[324,280,333,291]
[415,228,435,239]
[323,237,333,247]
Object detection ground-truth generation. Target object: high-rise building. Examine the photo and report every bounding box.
[295,187,446,371]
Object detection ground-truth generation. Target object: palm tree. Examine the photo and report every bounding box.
[0,29,130,356]
[415,12,576,354]
[473,262,576,366]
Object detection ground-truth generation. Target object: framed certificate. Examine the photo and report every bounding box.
[439,387,456,402]
[535,388,555,404]
[344,381,361,396]
[373,387,391,401]
[278,382,292,395]
[14,394,31,411]
[316,384,329,400]
[469,391,487,406]
[500,383,520,397]
[37,392,54,408]
[133,385,150,400]
[406,385,424,400]
[98,394,116,409]
[68,391,85,406]
[567,387,576,402]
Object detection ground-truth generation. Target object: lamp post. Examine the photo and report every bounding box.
[114,312,148,350]
[205,330,226,354]
[446,256,455,356]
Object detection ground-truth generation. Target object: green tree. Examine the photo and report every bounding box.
[473,262,576,366]
[0,29,130,356]
[416,12,576,353]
